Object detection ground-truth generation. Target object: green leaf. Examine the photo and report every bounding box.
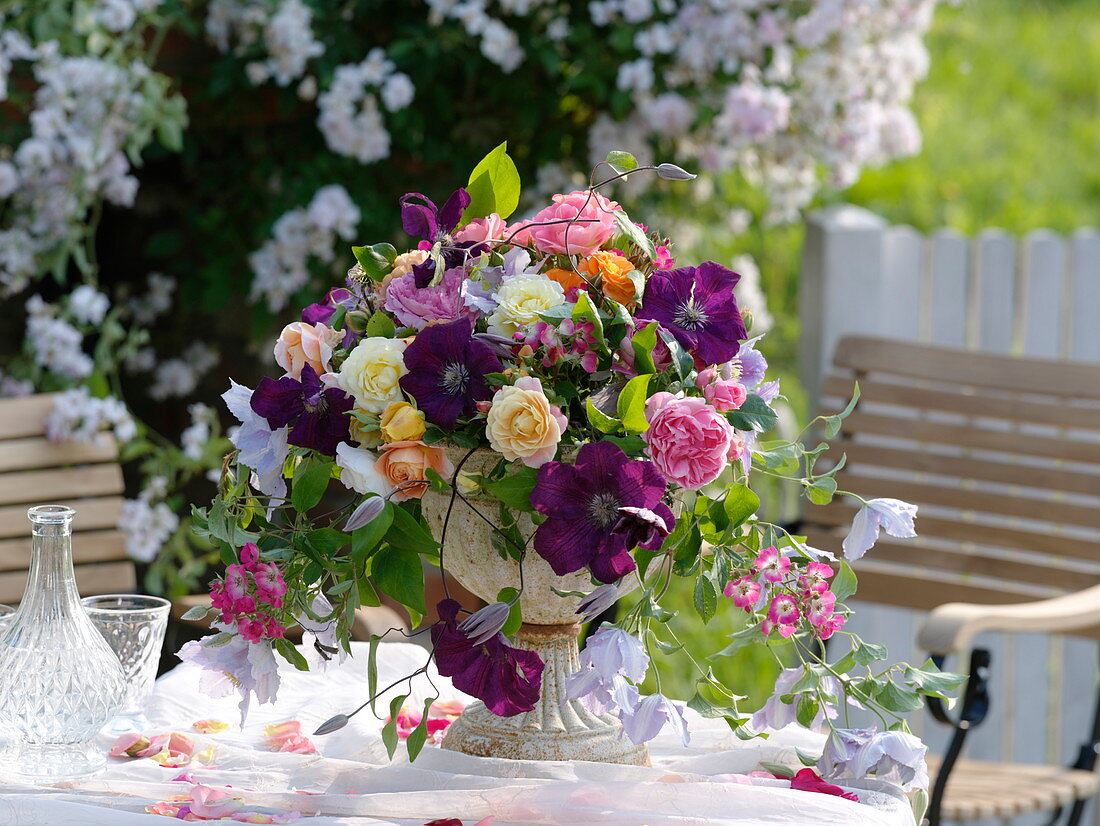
[304,527,347,557]
[463,141,521,222]
[612,209,656,260]
[497,587,523,636]
[824,383,861,438]
[571,290,607,351]
[585,398,621,434]
[367,635,381,713]
[656,326,693,379]
[760,762,794,779]
[351,502,395,563]
[372,544,426,615]
[483,466,539,512]
[605,150,638,174]
[875,679,925,713]
[831,561,858,601]
[273,637,310,671]
[292,459,333,514]
[181,604,214,621]
[365,310,396,338]
[616,374,652,434]
[904,659,968,699]
[693,575,718,624]
[723,484,760,530]
[385,505,439,555]
[796,693,820,728]
[709,624,765,659]
[381,693,408,759]
[630,322,659,374]
[725,395,778,433]
[405,696,436,761]
[805,477,837,505]
[353,243,398,281]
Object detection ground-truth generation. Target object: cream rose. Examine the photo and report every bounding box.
[379,401,426,443]
[274,321,342,379]
[335,337,407,413]
[376,440,454,502]
[335,443,389,496]
[486,376,567,468]
[487,273,566,338]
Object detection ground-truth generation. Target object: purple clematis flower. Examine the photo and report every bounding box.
[636,261,747,367]
[400,189,470,242]
[431,599,544,717]
[399,317,502,427]
[302,288,359,347]
[250,363,352,456]
[531,441,675,583]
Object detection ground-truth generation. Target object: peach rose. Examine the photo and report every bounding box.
[380,401,426,443]
[376,440,454,502]
[380,250,430,297]
[274,321,342,379]
[584,251,638,305]
[485,376,568,468]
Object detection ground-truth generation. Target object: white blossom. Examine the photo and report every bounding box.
[45,387,137,447]
[67,284,110,325]
[181,403,214,461]
[25,297,93,379]
[118,491,179,563]
[149,342,219,400]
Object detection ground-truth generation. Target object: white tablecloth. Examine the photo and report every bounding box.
[0,642,916,825]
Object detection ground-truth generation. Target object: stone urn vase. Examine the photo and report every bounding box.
[419,447,648,766]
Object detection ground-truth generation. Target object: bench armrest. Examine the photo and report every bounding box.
[917,584,1100,656]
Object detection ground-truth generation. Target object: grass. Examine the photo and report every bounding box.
[652,0,1100,708]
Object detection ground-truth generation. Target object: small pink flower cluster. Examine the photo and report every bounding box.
[523,317,600,372]
[724,548,845,640]
[210,543,288,642]
[263,720,316,754]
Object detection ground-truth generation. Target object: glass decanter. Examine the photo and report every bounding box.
[0,505,125,781]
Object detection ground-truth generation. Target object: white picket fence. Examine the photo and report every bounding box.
[799,205,1100,826]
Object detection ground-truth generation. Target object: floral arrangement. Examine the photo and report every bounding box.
[184,144,960,805]
[0,1,945,596]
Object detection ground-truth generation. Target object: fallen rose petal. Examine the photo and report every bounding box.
[276,734,316,754]
[171,771,198,783]
[109,732,151,758]
[787,768,860,802]
[135,733,170,758]
[193,719,229,734]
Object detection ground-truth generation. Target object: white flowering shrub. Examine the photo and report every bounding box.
[0,0,946,593]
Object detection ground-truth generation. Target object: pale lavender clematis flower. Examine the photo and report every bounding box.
[819,728,929,792]
[461,247,530,316]
[751,667,842,732]
[458,601,511,645]
[618,691,690,747]
[738,429,758,476]
[757,379,781,402]
[735,335,768,389]
[222,380,289,499]
[565,627,649,713]
[843,498,918,561]
[299,594,345,669]
[177,627,280,724]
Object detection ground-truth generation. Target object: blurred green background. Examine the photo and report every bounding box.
[650,0,1100,709]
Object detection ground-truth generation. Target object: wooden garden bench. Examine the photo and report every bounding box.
[0,393,134,602]
[802,335,1100,825]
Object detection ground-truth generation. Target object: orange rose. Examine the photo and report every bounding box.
[545,267,587,293]
[273,321,342,379]
[375,441,454,502]
[584,251,638,305]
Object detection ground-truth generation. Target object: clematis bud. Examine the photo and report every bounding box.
[457,601,511,645]
[313,714,349,736]
[343,495,385,532]
[576,584,620,622]
[655,163,696,181]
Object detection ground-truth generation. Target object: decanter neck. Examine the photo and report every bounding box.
[23,505,80,613]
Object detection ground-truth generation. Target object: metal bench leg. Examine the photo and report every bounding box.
[926,649,992,826]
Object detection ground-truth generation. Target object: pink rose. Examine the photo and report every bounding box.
[383,267,472,331]
[274,321,342,380]
[453,213,508,244]
[511,190,621,256]
[697,366,748,412]
[643,396,735,490]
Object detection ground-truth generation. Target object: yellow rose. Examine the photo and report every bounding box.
[380,401,426,443]
[376,441,454,502]
[487,273,566,338]
[336,337,407,413]
[486,376,567,468]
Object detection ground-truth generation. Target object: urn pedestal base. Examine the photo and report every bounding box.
[441,622,649,765]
